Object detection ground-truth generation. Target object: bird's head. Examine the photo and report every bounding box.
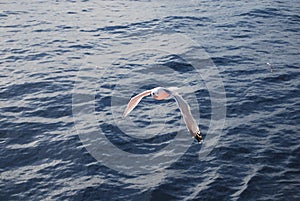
[151,87,170,100]
[150,87,160,97]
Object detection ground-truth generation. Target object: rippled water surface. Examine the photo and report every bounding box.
[1,0,299,200]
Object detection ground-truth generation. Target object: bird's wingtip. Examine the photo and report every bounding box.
[194,132,203,143]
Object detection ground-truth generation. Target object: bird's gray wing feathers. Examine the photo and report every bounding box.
[122,90,151,118]
[171,92,200,137]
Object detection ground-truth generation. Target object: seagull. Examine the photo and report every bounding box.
[122,87,203,143]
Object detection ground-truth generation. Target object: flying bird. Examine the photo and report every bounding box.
[122,87,203,143]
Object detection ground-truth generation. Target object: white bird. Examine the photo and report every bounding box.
[122,87,203,143]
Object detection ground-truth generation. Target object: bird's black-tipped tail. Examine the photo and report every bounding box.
[195,131,202,143]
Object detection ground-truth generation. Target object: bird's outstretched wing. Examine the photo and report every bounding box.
[171,92,202,142]
[122,90,151,118]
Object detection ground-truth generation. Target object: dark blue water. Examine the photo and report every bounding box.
[1,0,299,200]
